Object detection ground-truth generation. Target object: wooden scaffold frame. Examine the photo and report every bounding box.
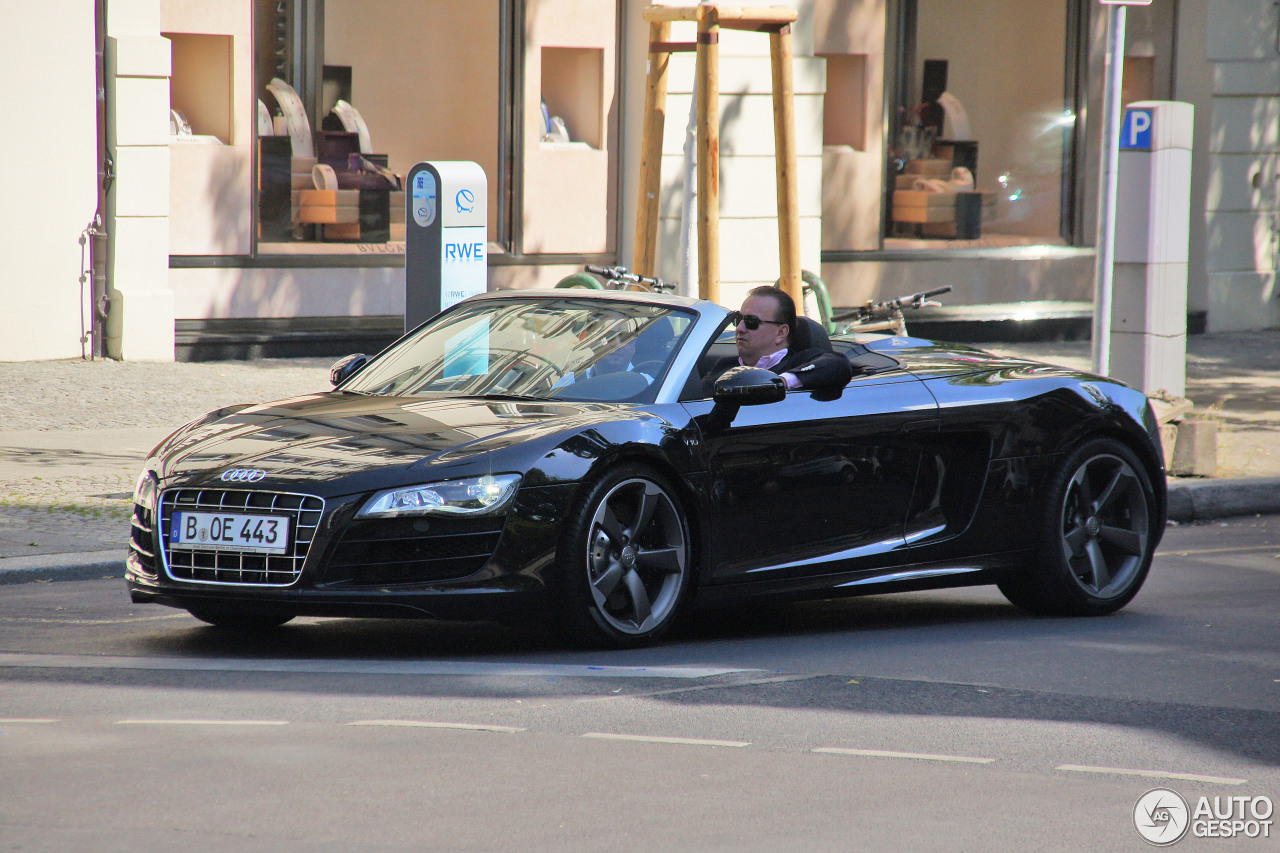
[633,4,802,307]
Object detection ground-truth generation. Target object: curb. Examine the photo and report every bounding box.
[1166,476,1280,524]
[0,551,126,586]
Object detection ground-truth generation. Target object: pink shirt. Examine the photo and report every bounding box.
[742,349,800,389]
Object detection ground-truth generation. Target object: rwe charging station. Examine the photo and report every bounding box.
[404,161,488,331]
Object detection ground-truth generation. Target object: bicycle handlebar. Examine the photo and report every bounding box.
[832,285,952,323]
[585,265,677,292]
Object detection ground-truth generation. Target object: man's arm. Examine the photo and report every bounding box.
[777,348,852,390]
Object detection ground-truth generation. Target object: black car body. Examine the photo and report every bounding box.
[127,290,1166,647]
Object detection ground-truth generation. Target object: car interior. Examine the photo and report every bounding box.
[680,315,903,400]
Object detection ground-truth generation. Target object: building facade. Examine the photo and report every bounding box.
[2,0,1276,362]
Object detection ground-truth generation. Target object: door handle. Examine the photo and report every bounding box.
[899,419,936,434]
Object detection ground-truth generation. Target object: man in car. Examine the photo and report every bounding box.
[702,285,852,393]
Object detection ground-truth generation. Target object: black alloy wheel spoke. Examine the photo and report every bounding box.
[1091,466,1132,517]
[1100,524,1145,556]
[1063,524,1090,560]
[599,505,626,547]
[1070,469,1095,514]
[636,545,683,574]
[1083,539,1111,589]
[623,569,653,627]
[591,562,625,602]
[631,485,661,538]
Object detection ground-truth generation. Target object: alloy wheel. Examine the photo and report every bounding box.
[585,477,688,635]
[1059,452,1150,599]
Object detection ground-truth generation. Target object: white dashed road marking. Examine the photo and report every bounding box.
[582,732,751,748]
[813,747,995,764]
[5,717,1256,786]
[115,719,289,727]
[349,720,525,733]
[1055,764,1248,785]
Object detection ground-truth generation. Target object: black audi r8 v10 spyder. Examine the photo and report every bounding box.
[127,289,1166,647]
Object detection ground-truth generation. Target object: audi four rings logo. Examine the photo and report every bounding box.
[220,469,267,483]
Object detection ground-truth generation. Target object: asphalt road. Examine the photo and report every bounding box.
[1,516,1277,851]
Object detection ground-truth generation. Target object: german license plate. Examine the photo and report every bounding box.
[170,511,290,554]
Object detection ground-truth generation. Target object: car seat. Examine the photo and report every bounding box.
[792,315,833,353]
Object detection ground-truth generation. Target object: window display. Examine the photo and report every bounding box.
[253,0,502,254]
[886,0,1075,249]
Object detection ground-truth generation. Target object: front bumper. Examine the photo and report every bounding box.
[126,483,575,623]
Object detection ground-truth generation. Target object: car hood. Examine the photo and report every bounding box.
[152,392,640,493]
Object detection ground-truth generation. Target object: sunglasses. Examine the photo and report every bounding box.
[728,311,787,331]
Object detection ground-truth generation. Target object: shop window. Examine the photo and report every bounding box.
[540,47,603,149]
[521,2,618,256]
[820,50,883,252]
[887,0,1074,248]
[167,33,233,143]
[244,0,618,258]
[253,0,504,254]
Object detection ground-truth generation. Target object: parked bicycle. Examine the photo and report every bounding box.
[832,286,951,337]
[557,265,948,337]
[555,265,678,293]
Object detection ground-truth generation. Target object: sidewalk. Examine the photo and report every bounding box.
[0,358,332,580]
[2,333,1278,583]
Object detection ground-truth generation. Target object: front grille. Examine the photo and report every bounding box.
[159,488,324,586]
[327,516,503,585]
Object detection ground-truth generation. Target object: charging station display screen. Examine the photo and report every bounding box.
[411,170,437,227]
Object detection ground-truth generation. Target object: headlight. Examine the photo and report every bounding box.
[356,474,521,518]
[133,470,158,512]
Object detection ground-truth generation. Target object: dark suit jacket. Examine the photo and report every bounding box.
[702,347,852,396]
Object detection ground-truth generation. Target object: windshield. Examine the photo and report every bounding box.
[341,297,696,403]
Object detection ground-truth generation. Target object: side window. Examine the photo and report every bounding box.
[678,326,738,402]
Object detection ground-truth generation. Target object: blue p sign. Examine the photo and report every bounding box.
[1121,108,1153,150]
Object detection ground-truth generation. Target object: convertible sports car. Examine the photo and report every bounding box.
[127,289,1166,648]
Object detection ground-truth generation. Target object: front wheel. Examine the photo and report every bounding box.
[558,465,693,648]
[999,438,1156,616]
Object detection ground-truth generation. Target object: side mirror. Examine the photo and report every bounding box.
[712,366,786,406]
[330,353,369,387]
[702,366,786,432]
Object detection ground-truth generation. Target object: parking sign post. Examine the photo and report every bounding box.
[1093,0,1156,376]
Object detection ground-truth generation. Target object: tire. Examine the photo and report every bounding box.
[999,437,1157,616]
[187,606,295,630]
[558,464,693,648]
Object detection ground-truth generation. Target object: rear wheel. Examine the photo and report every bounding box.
[187,606,295,630]
[559,464,692,648]
[999,438,1156,616]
